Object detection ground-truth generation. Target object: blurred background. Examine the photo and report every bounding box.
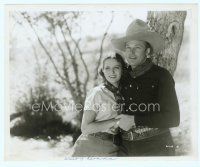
[7,10,191,160]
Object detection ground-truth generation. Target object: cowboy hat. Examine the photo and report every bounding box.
[111,19,165,53]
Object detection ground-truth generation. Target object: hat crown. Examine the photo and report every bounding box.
[111,19,164,53]
[126,19,149,36]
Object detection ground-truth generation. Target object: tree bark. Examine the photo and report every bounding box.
[147,11,187,75]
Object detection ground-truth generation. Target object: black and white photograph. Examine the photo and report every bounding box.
[5,4,198,160]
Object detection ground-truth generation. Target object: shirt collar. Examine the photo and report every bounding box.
[128,58,154,78]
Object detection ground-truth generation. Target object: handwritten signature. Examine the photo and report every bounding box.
[64,157,118,161]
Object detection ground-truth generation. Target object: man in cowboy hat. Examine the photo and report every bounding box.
[112,19,180,156]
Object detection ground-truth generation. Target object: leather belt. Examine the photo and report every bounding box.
[90,132,114,141]
[121,127,169,141]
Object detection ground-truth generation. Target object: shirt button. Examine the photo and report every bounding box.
[130,84,132,88]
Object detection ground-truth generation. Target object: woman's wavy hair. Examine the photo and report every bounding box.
[99,53,127,83]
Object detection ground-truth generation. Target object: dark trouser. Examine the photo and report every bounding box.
[118,131,175,156]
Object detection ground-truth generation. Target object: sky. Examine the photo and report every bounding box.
[10,7,190,50]
[10,10,148,48]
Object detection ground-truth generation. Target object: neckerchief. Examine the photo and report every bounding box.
[103,80,124,146]
[103,81,123,114]
[128,58,153,78]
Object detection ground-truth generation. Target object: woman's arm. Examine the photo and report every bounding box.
[81,109,119,135]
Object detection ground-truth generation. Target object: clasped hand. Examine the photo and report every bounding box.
[114,114,135,131]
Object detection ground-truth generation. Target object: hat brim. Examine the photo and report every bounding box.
[111,31,165,53]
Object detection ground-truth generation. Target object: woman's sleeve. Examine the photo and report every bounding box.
[84,88,102,114]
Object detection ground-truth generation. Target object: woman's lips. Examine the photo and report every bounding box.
[129,57,136,59]
[109,75,117,78]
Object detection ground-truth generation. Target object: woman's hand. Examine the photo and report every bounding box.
[109,118,120,133]
[115,114,135,131]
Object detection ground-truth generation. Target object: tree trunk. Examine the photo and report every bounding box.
[147,11,187,76]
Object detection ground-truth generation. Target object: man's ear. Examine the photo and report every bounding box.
[145,48,150,55]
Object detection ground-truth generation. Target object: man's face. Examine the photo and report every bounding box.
[124,40,148,68]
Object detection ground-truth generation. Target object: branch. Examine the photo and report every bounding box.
[65,22,90,98]
[29,39,41,73]
[94,12,114,82]
[52,28,79,101]
[44,14,80,102]
[58,24,83,100]
[20,12,78,102]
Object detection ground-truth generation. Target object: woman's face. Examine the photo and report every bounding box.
[103,58,122,86]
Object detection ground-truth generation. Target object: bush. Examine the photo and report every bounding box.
[10,85,76,140]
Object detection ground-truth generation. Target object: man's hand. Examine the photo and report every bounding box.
[115,114,135,131]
